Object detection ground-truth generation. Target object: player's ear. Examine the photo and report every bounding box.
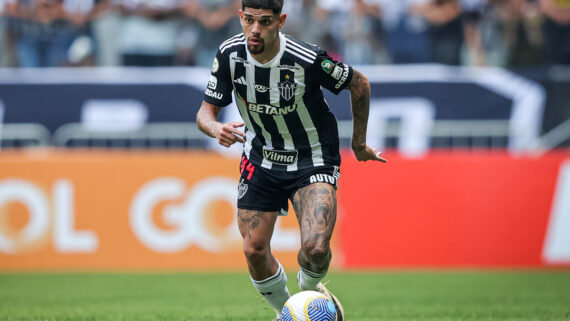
[238,9,243,20]
[278,13,287,29]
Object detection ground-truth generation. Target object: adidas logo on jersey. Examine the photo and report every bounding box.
[234,76,246,85]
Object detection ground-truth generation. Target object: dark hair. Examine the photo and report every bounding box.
[242,0,283,14]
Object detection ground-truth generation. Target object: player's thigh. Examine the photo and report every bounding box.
[292,182,337,243]
[237,209,279,245]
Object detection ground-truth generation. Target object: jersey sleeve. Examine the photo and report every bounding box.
[314,49,354,95]
[203,49,233,107]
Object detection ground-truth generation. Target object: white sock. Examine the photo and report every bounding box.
[297,267,326,291]
[251,262,290,318]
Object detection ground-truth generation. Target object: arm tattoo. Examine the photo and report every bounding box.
[348,69,371,150]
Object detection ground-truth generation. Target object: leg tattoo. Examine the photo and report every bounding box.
[238,209,279,280]
[293,183,337,273]
[238,210,263,238]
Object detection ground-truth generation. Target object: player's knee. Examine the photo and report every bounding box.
[302,242,330,264]
[243,239,270,264]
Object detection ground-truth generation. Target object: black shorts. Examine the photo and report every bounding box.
[237,154,340,215]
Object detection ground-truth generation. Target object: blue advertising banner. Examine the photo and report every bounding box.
[0,65,557,153]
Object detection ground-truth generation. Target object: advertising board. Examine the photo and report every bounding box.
[1,151,569,269]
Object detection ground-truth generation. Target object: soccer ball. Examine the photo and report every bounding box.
[281,290,337,321]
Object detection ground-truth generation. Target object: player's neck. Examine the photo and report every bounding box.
[250,35,281,65]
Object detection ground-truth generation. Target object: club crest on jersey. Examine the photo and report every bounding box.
[277,80,297,101]
[238,179,248,199]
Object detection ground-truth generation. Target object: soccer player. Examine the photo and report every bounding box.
[196,0,386,319]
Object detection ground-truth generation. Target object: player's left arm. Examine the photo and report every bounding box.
[346,68,387,163]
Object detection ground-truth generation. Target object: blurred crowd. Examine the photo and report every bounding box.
[0,0,568,68]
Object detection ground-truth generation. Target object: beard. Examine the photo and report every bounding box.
[247,40,265,55]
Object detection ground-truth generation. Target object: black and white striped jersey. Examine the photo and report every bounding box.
[203,32,354,172]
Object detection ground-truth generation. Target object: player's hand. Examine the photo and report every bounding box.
[352,144,387,163]
[216,122,246,147]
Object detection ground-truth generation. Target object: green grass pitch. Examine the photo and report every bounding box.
[0,270,569,321]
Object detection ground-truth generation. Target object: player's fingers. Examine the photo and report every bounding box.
[223,124,246,139]
[226,129,246,143]
[230,129,246,141]
[375,150,387,163]
[233,134,246,143]
[228,132,245,144]
[220,131,246,146]
[218,139,231,147]
[220,133,236,144]
[219,131,236,144]
[223,130,245,143]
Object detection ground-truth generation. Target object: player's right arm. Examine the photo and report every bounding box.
[197,46,246,148]
[197,101,246,148]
